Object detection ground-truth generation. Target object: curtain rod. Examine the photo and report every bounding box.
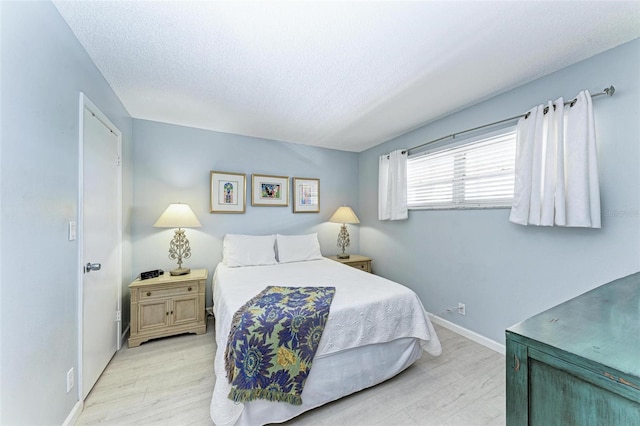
[399,85,615,156]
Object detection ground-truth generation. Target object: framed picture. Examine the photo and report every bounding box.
[251,174,289,207]
[293,177,320,213]
[210,171,246,213]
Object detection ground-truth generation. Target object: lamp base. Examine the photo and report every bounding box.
[337,253,350,259]
[170,267,191,276]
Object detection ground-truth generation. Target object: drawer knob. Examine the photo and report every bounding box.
[146,292,151,296]
[188,287,192,291]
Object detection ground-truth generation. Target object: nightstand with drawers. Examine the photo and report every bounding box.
[327,254,372,273]
[128,269,207,347]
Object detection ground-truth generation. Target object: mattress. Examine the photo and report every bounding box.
[210,258,441,425]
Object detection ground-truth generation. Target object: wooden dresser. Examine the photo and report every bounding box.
[327,254,372,273]
[506,272,640,425]
[128,269,207,347]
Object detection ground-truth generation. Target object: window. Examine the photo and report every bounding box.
[407,127,516,209]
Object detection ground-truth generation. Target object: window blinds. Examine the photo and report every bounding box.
[407,128,516,209]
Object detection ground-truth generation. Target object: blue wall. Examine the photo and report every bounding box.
[131,119,360,307]
[1,3,636,423]
[358,39,640,344]
[0,1,133,424]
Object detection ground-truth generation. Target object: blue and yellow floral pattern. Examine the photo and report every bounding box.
[225,286,335,405]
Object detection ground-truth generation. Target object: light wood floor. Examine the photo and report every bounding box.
[76,317,505,426]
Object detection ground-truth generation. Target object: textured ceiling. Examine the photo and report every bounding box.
[53,1,640,152]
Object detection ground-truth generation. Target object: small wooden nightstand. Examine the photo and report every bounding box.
[327,255,372,273]
[128,269,207,347]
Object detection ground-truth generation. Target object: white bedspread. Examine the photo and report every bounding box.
[211,258,441,425]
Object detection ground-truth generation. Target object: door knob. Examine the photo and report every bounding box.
[85,262,102,273]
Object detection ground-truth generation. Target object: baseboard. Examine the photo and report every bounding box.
[63,325,128,426]
[62,400,83,426]
[428,313,505,355]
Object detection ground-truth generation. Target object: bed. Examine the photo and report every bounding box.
[210,234,441,426]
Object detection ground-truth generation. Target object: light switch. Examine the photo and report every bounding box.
[69,221,77,241]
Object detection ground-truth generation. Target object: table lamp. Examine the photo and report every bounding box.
[153,203,202,276]
[329,206,360,259]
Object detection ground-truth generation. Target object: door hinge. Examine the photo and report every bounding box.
[116,156,121,167]
[115,311,121,322]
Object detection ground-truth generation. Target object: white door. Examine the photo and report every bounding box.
[81,98,121,399]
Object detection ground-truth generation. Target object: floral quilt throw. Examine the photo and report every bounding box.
[224,285,336,405]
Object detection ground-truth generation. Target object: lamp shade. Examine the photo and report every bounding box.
[329,206,360,224]
[153,203,202,228]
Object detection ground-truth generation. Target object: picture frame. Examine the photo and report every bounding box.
[251,174,289,207]
[292,177,320,213]
[210,171,246,213]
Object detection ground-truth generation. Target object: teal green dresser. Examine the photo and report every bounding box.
[506,272,640,425]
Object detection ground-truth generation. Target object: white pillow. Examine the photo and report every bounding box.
[223,234,277,267]
[276,233,323,263]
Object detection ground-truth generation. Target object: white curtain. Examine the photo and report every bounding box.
[378,149,408,221]
[510,90,601,228]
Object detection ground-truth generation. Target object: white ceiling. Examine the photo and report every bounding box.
[53,1,640,152]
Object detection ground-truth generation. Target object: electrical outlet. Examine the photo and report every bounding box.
[66,368,74,393]
[458,302,466,316]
